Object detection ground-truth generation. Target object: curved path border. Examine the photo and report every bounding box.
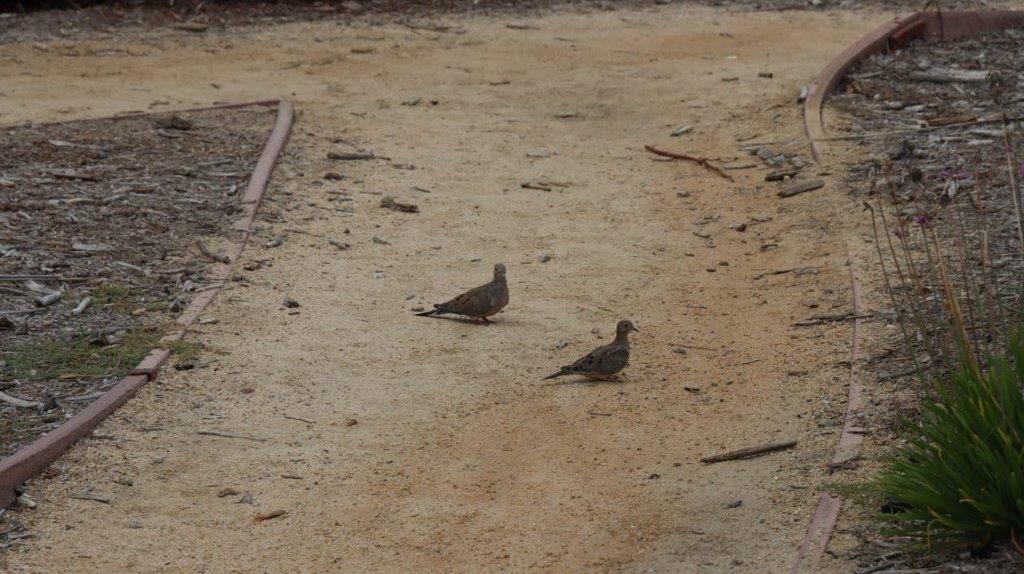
[0,100,294,507]
[793,10,1024,572]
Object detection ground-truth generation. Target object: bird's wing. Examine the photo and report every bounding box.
[562,342,619,374]
[592,345,629,375]
[440,282,492,317]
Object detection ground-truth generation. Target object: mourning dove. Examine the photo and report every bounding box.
[415,263,509,323]
[543,319,638,380]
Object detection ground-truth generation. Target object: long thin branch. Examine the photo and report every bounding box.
[644,145,734,182]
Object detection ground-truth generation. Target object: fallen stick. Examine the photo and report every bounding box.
[253,509,287,522]
[643,144,734,182]
[753,266,819,280]
[327,151,378,161]
[71,297,92,316]
[794,312,871,327]
[778,178,825,198]
[673,343,719,351]
[700,440,797,464]
[0,390,43,409]
[283,414,316,424]
[0,275,61,282]
[69,491,111,504]
[195,241,231,264]
[197,430,266,442]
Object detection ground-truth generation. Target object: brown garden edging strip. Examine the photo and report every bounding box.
[793,10,1024,572]
[0,100,294,508]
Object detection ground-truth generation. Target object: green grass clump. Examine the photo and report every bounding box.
[1,329,162,381]
[877,333,1024,551]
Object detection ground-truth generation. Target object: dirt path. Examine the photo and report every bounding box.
[1,5,883,572]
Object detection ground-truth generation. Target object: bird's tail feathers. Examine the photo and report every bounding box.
[415,304,445,317]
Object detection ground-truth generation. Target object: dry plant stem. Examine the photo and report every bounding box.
[917,224,955,369]
[907,186,955,370]
[951,199,985,359]
[981,231,1004,350]
[970,169,1009,350]
[876,198,939,372]
[931,227,981,380]
[911,192,953,326]
[865,202,923,378]
[1002,115,1024,256]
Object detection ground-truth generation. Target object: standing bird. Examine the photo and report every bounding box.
[543,319,638,381]
[415,263,509,324]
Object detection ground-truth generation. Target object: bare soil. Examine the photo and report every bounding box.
[0,2,937,572]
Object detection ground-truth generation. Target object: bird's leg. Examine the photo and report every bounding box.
[480,317,492,325]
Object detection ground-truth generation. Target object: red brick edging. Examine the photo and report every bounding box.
[0,100,294,507]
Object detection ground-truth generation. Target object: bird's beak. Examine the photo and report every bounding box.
[631,326,640,332]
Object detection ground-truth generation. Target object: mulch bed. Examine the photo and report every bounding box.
[0,105,275,465]
[827,28,1024,574]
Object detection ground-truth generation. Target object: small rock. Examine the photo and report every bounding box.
[328,239,351,250]
[555,340,569,350]
[676,190,691,198]
[324,172,346,181]
[345,418,358,426]
[264,238,283,248]
[372,271,384,279]
[730,223,747,232]
[283,297,300,309]
[128,518,142,529]
[218,487,240,498]
[646,473,660,480]
[758,72,773,78]
[371,236,389,245]
[725,500,743,509]
[538,253,552,263]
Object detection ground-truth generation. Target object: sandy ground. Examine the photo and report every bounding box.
[0,5,890,572]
